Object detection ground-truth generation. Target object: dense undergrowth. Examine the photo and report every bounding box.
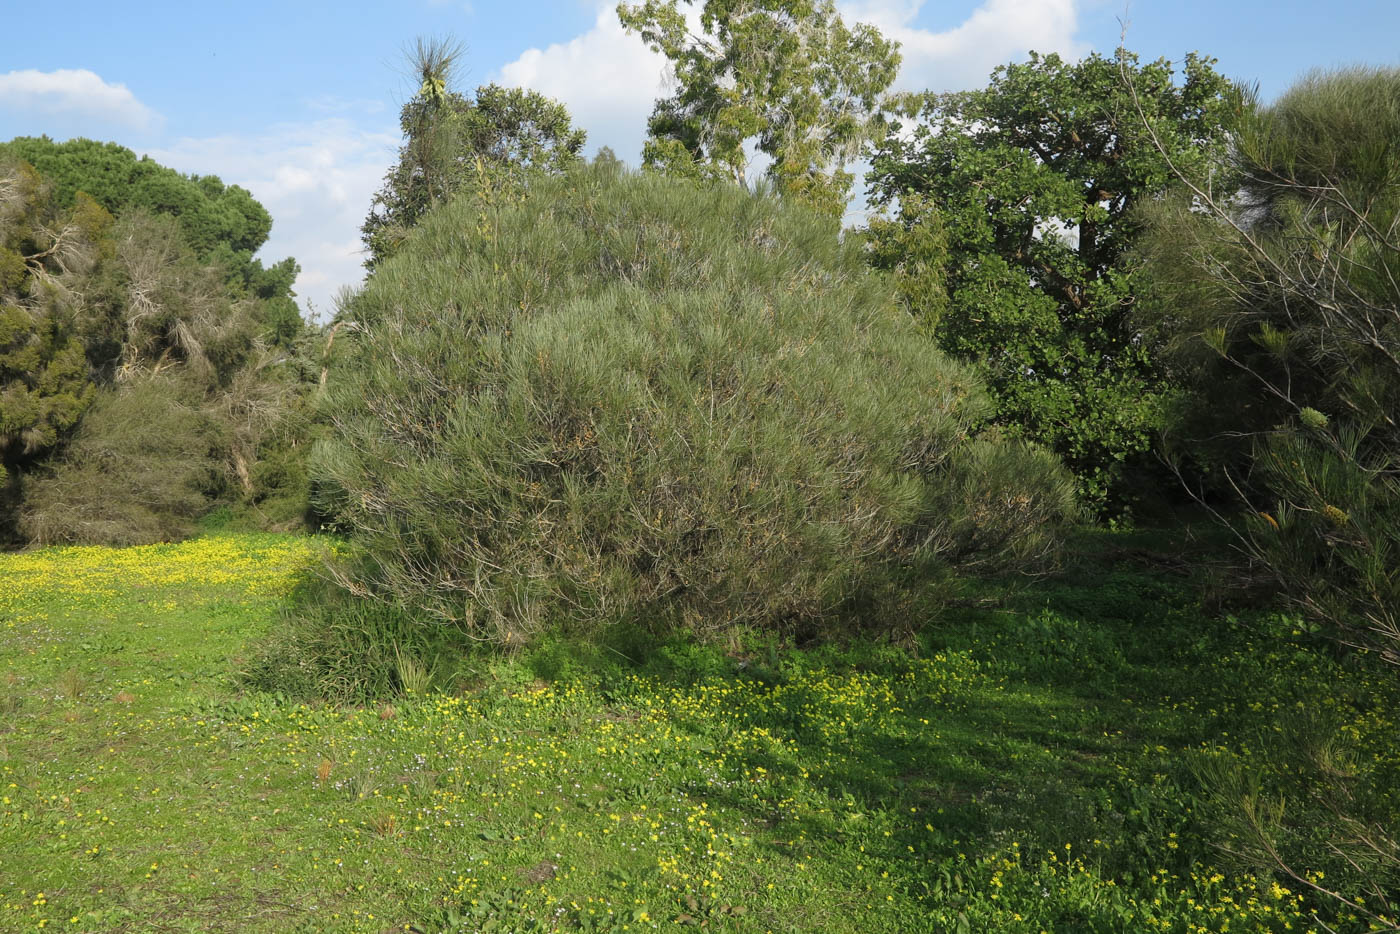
[1,531,1396,932]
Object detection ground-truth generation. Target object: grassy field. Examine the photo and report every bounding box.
[1,532,1396,933]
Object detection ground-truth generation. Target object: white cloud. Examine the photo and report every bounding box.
[847,0,1085,94]
[0,68,159,131]
[495,4,671,165]
[147,118,400,320]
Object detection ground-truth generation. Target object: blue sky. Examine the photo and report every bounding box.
[3,0,1395,316]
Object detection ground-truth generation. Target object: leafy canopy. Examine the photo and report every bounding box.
[618,0,901,219]
[867,50,1235,513]
[0,137,298,311]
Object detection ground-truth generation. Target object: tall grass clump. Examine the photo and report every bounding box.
[313,164,1078,645]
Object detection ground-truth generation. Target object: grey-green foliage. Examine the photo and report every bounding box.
[20,376,226,546]
[1139,67,1400,666]
[318,164,1078,644]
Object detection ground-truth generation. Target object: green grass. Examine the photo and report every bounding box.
[1,531,1396,932]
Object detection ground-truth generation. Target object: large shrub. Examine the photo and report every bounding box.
[316,165,1077,643]
[20,376,226,546]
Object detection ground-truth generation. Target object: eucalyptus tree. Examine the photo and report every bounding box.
[618,0,902,220]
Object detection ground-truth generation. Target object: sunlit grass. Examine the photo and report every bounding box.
[0,532,1394,932]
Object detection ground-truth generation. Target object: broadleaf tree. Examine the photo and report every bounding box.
[867,50,1236,513]
[618,0,902,220]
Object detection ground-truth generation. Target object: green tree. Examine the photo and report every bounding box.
[20,208,315,545]
[0,146,313,544]
[0,160,105,498]
[1138,66,1400,669]
[867,51,1235,513]
[0,136,301,331]
[618,0,901,220]
[361,39,587,268]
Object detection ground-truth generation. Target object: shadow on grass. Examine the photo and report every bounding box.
[250,524,1396,918]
